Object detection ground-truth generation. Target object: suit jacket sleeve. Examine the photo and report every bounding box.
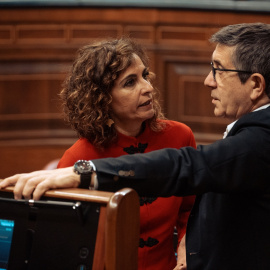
[93,118,270,197]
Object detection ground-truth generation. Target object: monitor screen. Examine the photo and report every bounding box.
[0,219,14,270]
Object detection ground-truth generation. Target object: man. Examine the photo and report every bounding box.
[1,23,270,269]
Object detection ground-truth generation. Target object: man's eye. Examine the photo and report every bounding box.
[216,68,223,74]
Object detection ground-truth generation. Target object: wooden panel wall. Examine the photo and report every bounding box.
[0,7,270,177]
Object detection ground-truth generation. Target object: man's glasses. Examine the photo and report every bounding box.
[211,62,252,81]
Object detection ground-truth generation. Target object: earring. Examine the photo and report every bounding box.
[106,119,114,127]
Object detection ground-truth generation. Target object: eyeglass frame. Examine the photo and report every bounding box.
[211,62,252,81]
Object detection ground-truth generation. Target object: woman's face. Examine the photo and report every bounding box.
[110,54,154,134]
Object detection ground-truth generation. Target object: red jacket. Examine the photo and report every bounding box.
[58,119,196,270]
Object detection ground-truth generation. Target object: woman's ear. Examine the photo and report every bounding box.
[250,73,266,101]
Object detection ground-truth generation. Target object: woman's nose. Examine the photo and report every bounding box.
[142,79,154,93]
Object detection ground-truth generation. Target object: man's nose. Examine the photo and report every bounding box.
[204,71,216,88]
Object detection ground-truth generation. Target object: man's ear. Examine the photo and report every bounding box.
[250,73,266,101]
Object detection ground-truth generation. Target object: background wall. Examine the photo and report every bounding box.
[0,3,270,177]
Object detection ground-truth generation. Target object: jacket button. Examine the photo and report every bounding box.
[118,170,125,176]
[113,175,119,181]
[118,170,135,176]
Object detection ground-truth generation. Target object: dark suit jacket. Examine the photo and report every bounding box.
[93,107,270,270]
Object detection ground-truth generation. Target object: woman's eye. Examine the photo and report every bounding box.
[124,78,135,87]
[143,71,150,80]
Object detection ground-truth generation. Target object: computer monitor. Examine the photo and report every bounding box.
[0,194,100,270]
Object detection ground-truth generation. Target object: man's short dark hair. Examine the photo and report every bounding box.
[210,23,270,97]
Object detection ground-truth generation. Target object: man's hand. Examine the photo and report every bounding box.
[0,167,80,200]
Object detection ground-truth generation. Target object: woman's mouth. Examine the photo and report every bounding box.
[139,100,152,107]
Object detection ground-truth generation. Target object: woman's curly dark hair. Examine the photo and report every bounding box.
[60,37,165,149]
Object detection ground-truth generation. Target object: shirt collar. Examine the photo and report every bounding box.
[223,103,270,139]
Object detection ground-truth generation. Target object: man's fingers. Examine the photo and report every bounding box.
[26,167,79,200]
[3,174,31,199]
[1,166,79,200]
[14,174,40,200]
[0,174,21,189]
[32,179,54,200]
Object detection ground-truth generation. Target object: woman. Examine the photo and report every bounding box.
[57,37,196,270]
